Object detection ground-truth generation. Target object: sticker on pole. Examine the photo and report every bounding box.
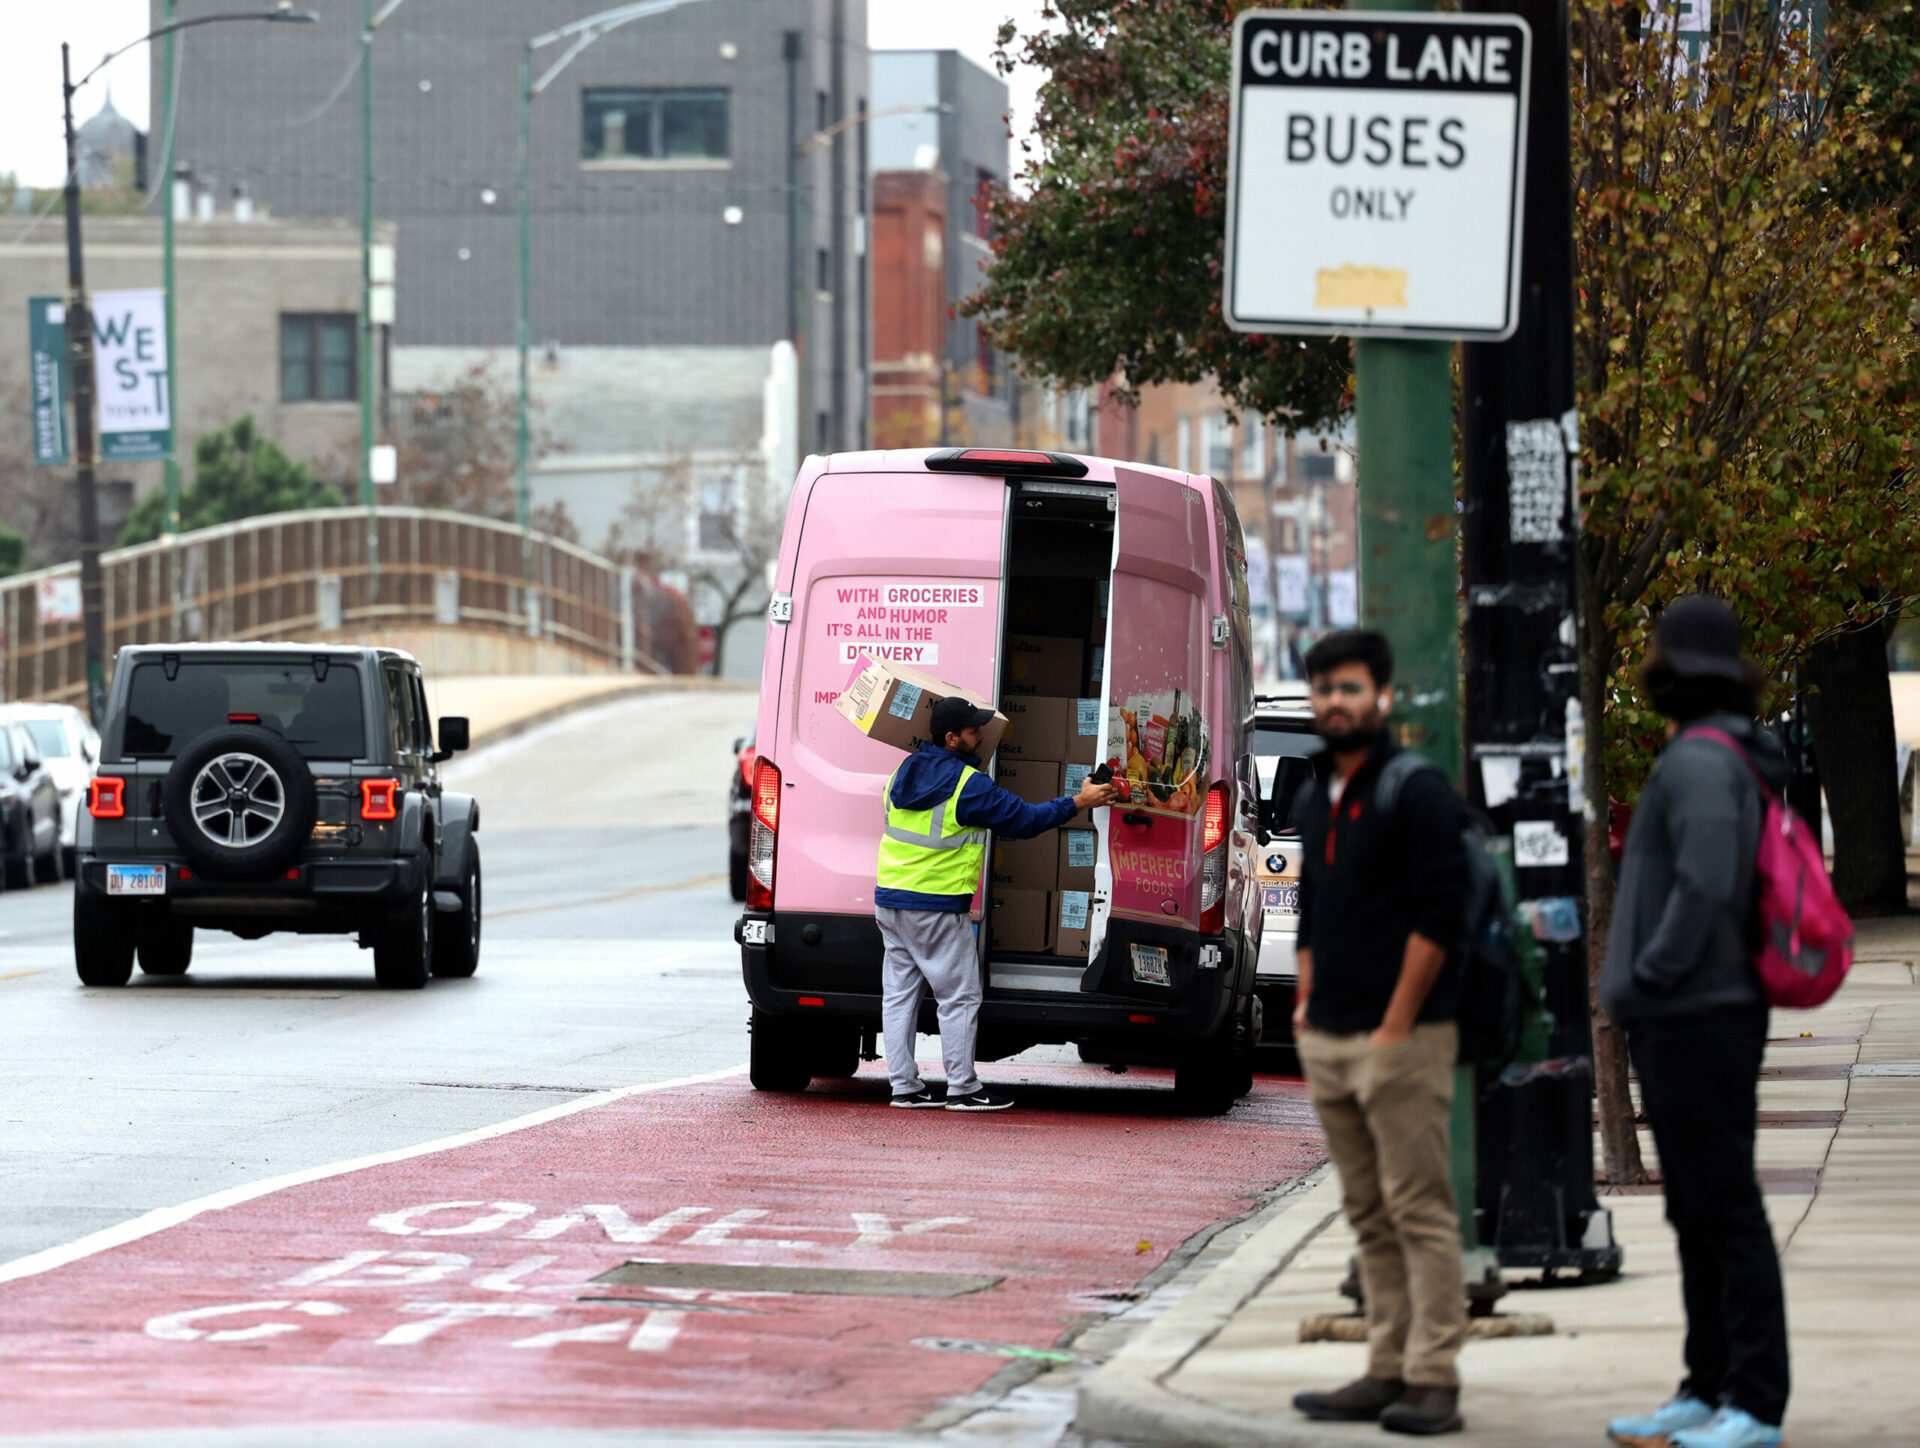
[1224,10,1532,341]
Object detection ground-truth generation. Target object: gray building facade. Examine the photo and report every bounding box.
[150,0,869,457]
[870,50,1012,444]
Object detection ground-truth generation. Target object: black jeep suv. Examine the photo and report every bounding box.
[74,644,482,989]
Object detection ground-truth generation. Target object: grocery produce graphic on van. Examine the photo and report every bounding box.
[1108,690,1211,816]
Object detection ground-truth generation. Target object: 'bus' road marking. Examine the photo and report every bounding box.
[0,1063,750,1287]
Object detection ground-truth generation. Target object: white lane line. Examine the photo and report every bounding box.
[0,1062,749,1287]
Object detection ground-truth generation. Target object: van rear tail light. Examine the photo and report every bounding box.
[360,779,400,822]
[88,776,126,820]
[1200,783,1230,933]
[747,757,781,911]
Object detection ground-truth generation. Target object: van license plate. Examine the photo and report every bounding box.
[1130,945,1171,987]
[106,865,167,897]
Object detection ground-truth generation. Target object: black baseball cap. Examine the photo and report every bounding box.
[931,694,995,741]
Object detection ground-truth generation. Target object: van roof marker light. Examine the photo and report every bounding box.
[924,447,1090,479]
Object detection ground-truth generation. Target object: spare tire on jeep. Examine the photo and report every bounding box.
[162,725,318,881]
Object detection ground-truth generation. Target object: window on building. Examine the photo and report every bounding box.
[279,314,355,403]
[817,89,831,132]
[975,325,1000,395]
[581,88,729,161]
[973,168,996,241]
[817,246,832,295]
[1300,450,1338,483]
[1241,414,1265,479]
[697,478,736,553]
[1146,434,1162,466]
[817,411,832,452]
[1204,413,1233,476]
[1176,418,1191,473]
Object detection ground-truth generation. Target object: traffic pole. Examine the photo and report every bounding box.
[1459,0,1621,1283]
[1341,0,1494,1306]
[360,0,379,601]
[61,44,108,728]
[159,0,180,543]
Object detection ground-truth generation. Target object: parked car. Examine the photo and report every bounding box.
[1,702,101,876]
[0,720,63,889]
[75,643,480,988]
[728,732,756,902]
[736,447,1264,1113]
[1251,693,1324,1049]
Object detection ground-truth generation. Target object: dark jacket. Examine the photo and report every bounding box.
[873,742,1078,913]
[1601,712,1787,1024]
[1296,739,1470,1034]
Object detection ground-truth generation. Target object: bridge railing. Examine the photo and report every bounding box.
[0,507,668,707]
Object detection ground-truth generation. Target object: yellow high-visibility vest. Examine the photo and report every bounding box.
[875,761,989,897]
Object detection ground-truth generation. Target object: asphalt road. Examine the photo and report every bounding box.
[0,689,1324,1445]
[0,691,757,1267]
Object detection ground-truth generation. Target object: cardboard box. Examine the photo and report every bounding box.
[995,758,1065,806]
[1055,889,1092,958]
[1066,697,1103,763]
[990,833,1059,890]
[1059,828,1098,892]
[1000,695,1072,761]
[1007,635,1086,696]
[836,657,1008,761]
[990,888,1053,954]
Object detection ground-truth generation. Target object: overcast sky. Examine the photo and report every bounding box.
[0,0,1050,189]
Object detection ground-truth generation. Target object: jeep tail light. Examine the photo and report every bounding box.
[360,778,399,822]
[89,776,126,819]
[1200,782,1229,933]
[747,756,781,912]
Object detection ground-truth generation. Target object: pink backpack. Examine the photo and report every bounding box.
[1686,728,1853,1008]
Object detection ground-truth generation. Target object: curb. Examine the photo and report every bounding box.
[1076,1169,1363,1448]
[459,676,752,755]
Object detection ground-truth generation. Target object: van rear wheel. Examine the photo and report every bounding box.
[749,1009,813,1092]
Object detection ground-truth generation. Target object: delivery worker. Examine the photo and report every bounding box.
[878,693,1117,1112]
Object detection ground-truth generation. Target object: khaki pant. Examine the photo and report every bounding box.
[1298,1022,1466,1388]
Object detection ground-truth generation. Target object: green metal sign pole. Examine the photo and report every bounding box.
[160,0,180,538]
[1342,0,1486,1292]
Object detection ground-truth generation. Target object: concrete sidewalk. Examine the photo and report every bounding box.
[1078,917,1920,1446]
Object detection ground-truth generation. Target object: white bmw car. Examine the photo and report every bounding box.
[1252,690,1321,1047]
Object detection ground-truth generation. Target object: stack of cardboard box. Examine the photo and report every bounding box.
[988,629,1105,959]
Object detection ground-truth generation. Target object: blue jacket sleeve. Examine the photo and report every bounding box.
[954,774,1078,839]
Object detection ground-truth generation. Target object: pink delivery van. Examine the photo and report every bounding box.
[734,447,1265,1111]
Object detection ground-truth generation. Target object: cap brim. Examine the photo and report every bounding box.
[964,707,996,728]
[1658,648,1752,682]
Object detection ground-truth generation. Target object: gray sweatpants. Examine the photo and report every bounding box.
[876,906,982,1098]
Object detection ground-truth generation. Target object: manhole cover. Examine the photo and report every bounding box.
[1852,1062,1920,1078]
[594,1262,1002,1298]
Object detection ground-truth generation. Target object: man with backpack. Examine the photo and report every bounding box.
[1601,597,1792,1448]
[1289,631,1473,1438]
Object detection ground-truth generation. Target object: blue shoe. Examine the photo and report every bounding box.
[1607,1394,1715,1445]
[1669,1407,1784,1448]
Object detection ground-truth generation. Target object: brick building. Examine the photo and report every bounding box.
[868,170,949,448]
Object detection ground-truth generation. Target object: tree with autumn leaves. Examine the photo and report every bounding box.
[966,0,1920,1184]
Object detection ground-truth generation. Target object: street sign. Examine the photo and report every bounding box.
[1224,10,1532,341]
[91,289,172,462]
[27,297,69,466]
[36,575,82,624]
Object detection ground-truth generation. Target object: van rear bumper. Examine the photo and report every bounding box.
[736,909,1248,1047]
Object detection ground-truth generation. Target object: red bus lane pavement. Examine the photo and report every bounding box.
[0,1063,1322,1438]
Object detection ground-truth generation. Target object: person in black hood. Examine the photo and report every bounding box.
[1601,596,1791,1448]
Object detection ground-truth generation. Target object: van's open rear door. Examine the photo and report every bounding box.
[1083,467,1214,994]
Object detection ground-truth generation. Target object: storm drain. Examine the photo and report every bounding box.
[593,1262,1002,1298]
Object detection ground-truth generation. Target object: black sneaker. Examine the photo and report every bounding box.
[944,1089,1014,1112]
[890,1089,943,1108]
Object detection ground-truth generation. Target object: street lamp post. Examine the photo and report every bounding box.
[61,6,317,725]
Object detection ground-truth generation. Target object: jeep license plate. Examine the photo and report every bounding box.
[106,865,167,897]
[1129,944,1171,987]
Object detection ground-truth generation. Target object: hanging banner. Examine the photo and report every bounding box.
[92,288,172,462]
[1328,568,1359,628]
[27,296,70,466]
[1277,555,1310,616]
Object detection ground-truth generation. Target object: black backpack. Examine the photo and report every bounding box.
[1371,755,1529,1069]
